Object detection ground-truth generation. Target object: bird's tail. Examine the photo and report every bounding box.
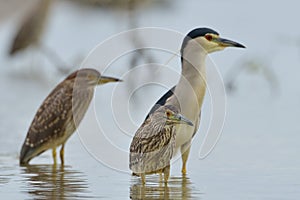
[19,143,38,165]
[20,144,31,165]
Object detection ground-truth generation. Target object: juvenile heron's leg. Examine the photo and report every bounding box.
[159,172,163,182]
[60,144,65,165]
[163,165,170,184]
[181,141,191,174]
[52,148,57,165]
[141,173,146,185]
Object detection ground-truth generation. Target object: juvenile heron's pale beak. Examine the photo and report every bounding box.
[98,76,122,85]
[172,114,194,126]
[215,37,246,48]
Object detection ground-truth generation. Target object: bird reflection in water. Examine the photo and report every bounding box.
[20,164,97,199]
[130,174,201,200]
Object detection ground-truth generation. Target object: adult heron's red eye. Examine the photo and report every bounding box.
[205,34,213,41]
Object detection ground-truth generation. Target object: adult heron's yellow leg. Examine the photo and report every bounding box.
[52,148,57,165]
[60,144,65,165]
[181,142,191,174]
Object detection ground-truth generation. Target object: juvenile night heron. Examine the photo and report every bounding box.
[146,28,245,174]
[20,68,121,165]
[130,105,193,184]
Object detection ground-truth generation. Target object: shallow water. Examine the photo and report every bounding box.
[1,152,299,199]
[19,165,95,199]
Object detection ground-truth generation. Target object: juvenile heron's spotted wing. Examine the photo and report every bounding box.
[20,82,75,162]
[129,118,175,174]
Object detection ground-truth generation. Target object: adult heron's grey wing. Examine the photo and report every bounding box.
[145,86,176,120]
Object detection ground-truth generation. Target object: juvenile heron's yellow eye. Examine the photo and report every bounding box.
[87,75,94,80]
[166,111,171,118]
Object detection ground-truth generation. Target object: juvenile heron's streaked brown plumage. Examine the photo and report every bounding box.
[129,105,193,184]
[20,68,121,165]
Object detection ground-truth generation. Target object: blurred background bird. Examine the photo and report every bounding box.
[20,68,121,165]
[9,0,51,56]
[9,0,70,74]
[130,104,193,184]
[145,27,245,174]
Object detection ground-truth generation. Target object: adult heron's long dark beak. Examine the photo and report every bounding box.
[173,114,194,126]
[215,37,246,48]
[98,76,122,85]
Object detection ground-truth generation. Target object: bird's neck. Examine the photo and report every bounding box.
[181,50,207,83]
[170,49,208,120]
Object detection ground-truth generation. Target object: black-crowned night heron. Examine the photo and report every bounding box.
[130,105,193,184]
[20,68,121,165]
[146,27,245,174]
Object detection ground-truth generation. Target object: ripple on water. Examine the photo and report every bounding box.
[130,174,203,200]
[0,153,18,186]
